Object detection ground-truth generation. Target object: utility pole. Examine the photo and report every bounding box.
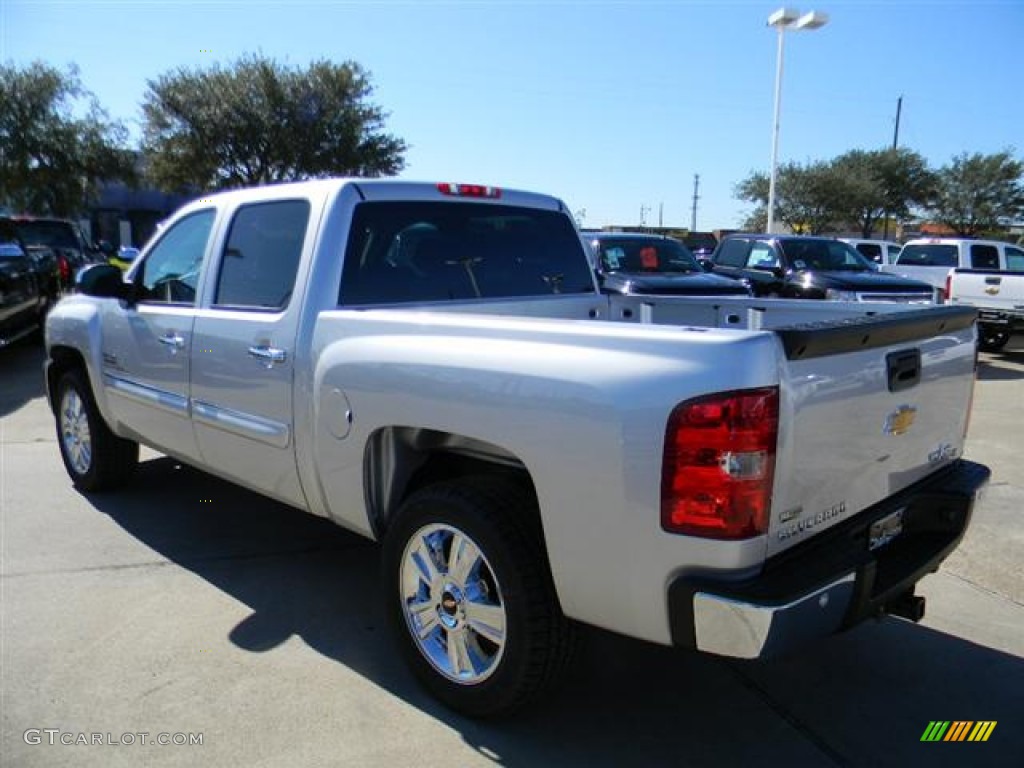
[884,95,903,240]
[640,204,651,229]
[658,202,664,228]
[691,174,700,232]
[892,94,902,149]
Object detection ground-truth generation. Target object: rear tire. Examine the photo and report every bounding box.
[55,368,138,491]
[382,476,574,717]
[977,325,1010,352]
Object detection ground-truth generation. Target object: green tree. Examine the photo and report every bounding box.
[832,148,935,238]
[735,161,843,234]
[0,61,135,217]
[925,150,1024,236]
[142,54,407,192]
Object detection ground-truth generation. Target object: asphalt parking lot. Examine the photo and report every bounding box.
[2,337,1022,767]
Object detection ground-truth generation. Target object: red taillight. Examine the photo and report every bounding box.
[661,387,779,539]
[436,182,501,199]
[58,255,70,281]
[944,271,953,304]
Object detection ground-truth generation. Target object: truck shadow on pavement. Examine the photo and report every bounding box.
[84,457,1023,768]
[976,346,1024,381]
[0,341,46,418]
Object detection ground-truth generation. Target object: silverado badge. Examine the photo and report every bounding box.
[883,405,917,436]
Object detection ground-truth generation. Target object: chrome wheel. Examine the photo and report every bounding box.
[400,523,506,685]
[60,387,92,475]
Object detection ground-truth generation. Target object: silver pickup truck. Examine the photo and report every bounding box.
[45,179,989,716]
[948,266,1024,351]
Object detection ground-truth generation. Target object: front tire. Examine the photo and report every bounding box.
[977,325,1010,352]
[382,477,573,717]
[55,369,138,491]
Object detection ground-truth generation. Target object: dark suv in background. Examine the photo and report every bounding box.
[583,232,750,297]
[1,216,102,292]
[707,234,935,303]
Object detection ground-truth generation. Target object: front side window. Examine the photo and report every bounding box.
[746,243,779,269]
[339,202,594,305]
[136,209,215,304]
[214,200,310,310]
[1005,247,1024,271]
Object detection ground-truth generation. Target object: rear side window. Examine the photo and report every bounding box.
[969,244,999,270]
[887,245,902,261]
[714,239,750,268]
[339,202,594,305]
[897,244,957,267]
[214,200,310,310]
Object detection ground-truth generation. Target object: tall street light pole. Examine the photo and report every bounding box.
[766,7,829,235]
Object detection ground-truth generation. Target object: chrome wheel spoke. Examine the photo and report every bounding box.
[410,602,441,640]
[447,629,474,678]
[447,532,481,586]
[464,599,506,646]
[409,537,441,588]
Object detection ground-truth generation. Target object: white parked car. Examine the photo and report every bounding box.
[887,238,1024,300]
[839,238,902,266]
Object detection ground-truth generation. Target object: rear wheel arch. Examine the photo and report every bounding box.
[363,426,544,541]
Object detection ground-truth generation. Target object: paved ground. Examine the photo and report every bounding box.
[2,336,1022,767]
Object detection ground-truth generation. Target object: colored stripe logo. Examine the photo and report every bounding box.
[921,721,997,742]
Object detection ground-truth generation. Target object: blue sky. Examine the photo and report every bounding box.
[2,0,1022,230]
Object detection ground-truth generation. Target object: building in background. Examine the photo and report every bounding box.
[86,183,193,250]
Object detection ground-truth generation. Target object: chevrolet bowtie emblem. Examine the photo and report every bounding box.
[985,286,1000,295]
[884,405,917,436]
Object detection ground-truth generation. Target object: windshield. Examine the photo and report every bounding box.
[778,238,874,271]
[897,244,957,267]
[14,220,81,250]
[594,237,700,274]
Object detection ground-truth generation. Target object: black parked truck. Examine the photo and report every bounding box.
[708,234,935,303]
[583,232,751,297]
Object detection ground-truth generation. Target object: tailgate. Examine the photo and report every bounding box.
[951,270,1024,315]
[766,306,977,558]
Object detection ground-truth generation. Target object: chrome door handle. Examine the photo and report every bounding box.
[158,333,185,350]
[247,345,287,365]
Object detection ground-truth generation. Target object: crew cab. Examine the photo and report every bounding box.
[45,179,988,716]
[709,234,935,302]
[947,263,1024,351]
[582,231,750,297]
[889,238,1024,301]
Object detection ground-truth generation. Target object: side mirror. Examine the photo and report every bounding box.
[697,258,714,272]
[76,263,133,302]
